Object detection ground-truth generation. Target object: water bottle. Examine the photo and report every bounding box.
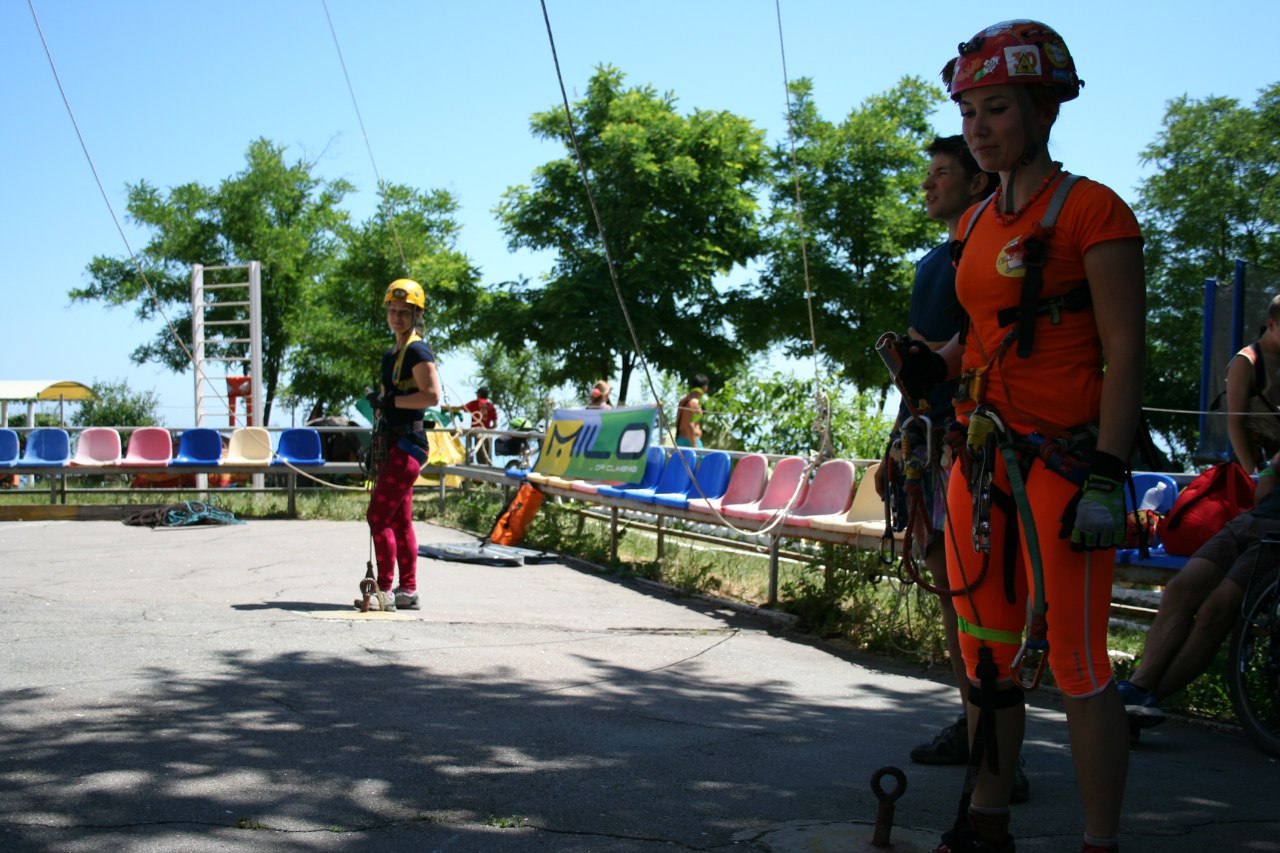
[1138,481,1167,512]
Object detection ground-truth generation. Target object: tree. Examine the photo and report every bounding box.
[465,339,562,427]
[285,182,481,416]
[71,378,162,428]
[708,367,891,459]
[1137,84,1280,459]
[488,65,769,404]
[731,77,944,393]
[72,138,354,425]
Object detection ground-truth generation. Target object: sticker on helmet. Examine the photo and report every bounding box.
[973,55,1001,83]
[1005,46,1041,77]
[1043,40,1070,68]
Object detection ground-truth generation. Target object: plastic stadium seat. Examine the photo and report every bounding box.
[569,446,665,496]
[784,459,856,527]
[1115,544,1190,571]
[595,446,668,499]
[613,448,697,504]
[172,428,225,466]
[224,427,273,465]
[1126,472,1179,513]
[688,453,768,514]
[122,427,173,467]
[652,451,732,510]
[273,427,325,465]
[721,456,809,522]
[70,427,123,466]
[0,429,19,465]
[811,462,887,535]
[20,428,71,467]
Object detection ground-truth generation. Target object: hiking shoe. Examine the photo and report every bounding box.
[1010,755,1030,804]
[931,826,1015,853]
[1117,679,1165,727]
[393,587,420,610]
[353,589,396,612]
[911,715,969,765]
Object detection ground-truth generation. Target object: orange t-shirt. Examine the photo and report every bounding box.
[954,175,1142,435]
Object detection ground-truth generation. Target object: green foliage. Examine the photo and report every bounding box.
[489,65,770,404]
[287,182,480,416]
[706,368,893,458]
[1137,83,1280,460]
[71,378,162,428]
[70,140,477,424]
[465,338,562,426]
[73,138,354,425]
[733,76,945,392]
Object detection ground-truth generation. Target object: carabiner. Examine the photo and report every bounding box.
[879,531,897,566]
[1012,637,1050,691]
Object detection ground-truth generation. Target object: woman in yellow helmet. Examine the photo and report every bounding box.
[361,278,441,612]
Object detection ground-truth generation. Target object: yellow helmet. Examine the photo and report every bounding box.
[383,278,425,310]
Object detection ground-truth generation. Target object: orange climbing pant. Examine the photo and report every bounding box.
[944,451,1116,698]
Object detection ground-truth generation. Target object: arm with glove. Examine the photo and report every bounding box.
[1066,238,1146,550]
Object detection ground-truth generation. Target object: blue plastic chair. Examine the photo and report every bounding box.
[596,446,668,498]
[20,428,71,467]
[1126,473,1178,513]
[273,427,325,465]
[172,428,225,466]
[653,451,732,509]
[620,448,698,504]
[0,429,19,465]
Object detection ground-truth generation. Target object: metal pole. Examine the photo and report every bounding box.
[610,506,619,564]
[768,536,781,606]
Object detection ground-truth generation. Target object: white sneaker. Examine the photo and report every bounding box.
[393,587,420,610]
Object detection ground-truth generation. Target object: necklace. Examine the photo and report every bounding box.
[992,163,1064,226]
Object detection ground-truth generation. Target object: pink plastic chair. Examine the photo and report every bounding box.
[688,453,768,514]
[122,427,173,467]
[811,462,891,536]
[784,459,856,528]
[71,427,122,466]
[721,456,809,522]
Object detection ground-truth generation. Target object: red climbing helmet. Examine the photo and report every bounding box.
[942,20,1083,104]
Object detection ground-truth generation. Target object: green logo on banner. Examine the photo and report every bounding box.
[533,406,655,482]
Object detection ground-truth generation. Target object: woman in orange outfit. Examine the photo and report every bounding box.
[897,20,1145,853]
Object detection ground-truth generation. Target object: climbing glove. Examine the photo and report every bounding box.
[1064,451,1127,551]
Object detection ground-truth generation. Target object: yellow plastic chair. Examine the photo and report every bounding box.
[224,427,273,465]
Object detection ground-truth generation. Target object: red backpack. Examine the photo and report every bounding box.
[1160,462,1255,556]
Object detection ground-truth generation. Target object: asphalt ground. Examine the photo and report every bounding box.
[1,518,1277,853]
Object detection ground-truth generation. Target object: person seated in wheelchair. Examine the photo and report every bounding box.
[1119,448,1280,725]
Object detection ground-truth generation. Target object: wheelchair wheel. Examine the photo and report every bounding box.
[1227,563,1280,757]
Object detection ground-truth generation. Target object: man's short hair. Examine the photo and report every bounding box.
[926,135,996,191]
[691,373,709,389]
[1268,295,1280,324]
[476,387,490,398]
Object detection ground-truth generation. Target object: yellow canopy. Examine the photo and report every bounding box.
[0,380,96,402]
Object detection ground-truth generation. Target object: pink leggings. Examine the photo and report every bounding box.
[366,445,421,592]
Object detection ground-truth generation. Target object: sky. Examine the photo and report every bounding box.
[2,0,1276,428]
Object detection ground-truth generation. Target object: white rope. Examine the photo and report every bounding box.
[26,0,231,414]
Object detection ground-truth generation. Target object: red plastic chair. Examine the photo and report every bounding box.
[784,459,856,528]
